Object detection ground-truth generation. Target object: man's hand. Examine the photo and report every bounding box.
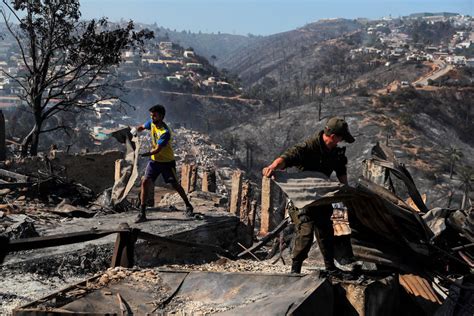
[140,152,152,157]
[132,125,145,136]
[262,157,285,178]
[262,165,276,178]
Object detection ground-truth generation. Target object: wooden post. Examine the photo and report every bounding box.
[180,163,190,193]
[229,170,242,215]
[202,170,209,192]
[239,180,255,247]
[202,169,217,193]
[250,200,257,229]
[111,223,138,268]
[145,177,154,207]
[239,180,251,222]
[260,176,273,236]
[189,164,197,193]
[0,111,5,161]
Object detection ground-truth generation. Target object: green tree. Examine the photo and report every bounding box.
[1,0,153,156]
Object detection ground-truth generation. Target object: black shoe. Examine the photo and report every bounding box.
[134,211,147,223]
[323,267,356,280]
[338,256,356,266]
[185,204,194,218]
[291,261,302,274]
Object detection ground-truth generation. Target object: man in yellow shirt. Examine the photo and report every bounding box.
[134,104,193,223]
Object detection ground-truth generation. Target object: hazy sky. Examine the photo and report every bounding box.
[80,0,473,35]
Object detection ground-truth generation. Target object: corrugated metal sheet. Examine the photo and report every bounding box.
[399,274,442,304]
[273,171,346,209]
[273,171,432,258]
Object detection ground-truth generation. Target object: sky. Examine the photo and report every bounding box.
[80,0,474,35]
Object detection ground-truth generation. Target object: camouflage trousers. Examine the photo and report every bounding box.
[291,204,336,269]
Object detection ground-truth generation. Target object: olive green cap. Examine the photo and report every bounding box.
[324,117,355,143]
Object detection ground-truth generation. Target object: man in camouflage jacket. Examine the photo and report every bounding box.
[262,117,356,275]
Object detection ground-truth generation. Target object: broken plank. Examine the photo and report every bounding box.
[0,181,33,189]
[0,169,30,182]
[6,229,127,252]
[237,242,261,261]
[137,230,235,259]
[238,217,289,258]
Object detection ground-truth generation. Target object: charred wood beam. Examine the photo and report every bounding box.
[111,223,139,268]
[0,168,30,182]
[0,180,34,189]
[137,230,235,259]
[237,242,261,261]
[238,217,290,258]
[5,229,127,253]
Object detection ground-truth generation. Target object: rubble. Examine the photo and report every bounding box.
[1,214,39,239]
[171,127,240,195]
[0,125,472,315]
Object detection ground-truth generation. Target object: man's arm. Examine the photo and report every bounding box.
[137,119,152,133]
[262,157,286,178]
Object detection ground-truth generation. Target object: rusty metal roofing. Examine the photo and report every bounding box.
[399,274,442,304]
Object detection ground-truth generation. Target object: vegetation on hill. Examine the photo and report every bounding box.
[402,20,456,45]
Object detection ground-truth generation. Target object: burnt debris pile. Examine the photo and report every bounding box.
[0,133,472,315]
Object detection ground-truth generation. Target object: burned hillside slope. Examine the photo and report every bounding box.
[211,93,473,210]
[219,19,362,85]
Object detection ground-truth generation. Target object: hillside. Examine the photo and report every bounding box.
[219,19,363,85]
[127,16,473,211]
[152,27,258,66]
[209,90,474,209]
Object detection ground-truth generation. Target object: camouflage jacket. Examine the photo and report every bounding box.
[280,131,347,178]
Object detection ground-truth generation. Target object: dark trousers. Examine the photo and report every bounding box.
[292,205,336,269]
